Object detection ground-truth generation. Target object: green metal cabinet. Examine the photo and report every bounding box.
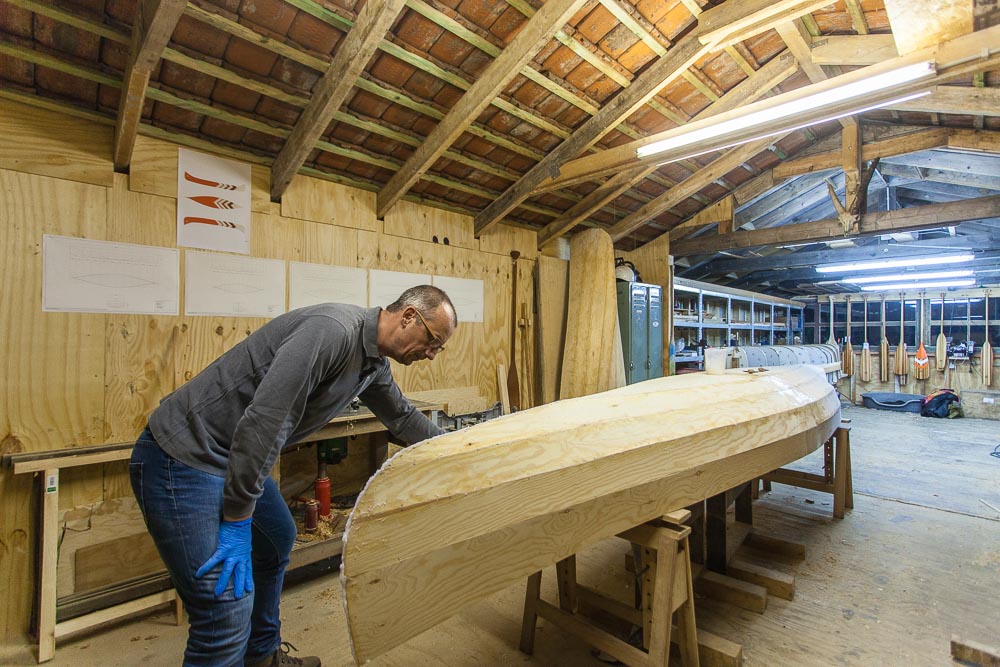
[616,281,664,384]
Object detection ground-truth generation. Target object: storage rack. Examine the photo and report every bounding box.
[673,278,804,368]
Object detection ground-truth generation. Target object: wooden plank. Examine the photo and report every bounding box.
[478,223,539,259]
[54,590,176,640]
[727,558,795,600]
[39,470,59,662]
[0,98,113,187]
[883,0,973,56]
[559,230,626,399]
[75,532,165,592]
[775,19,857,131]
[948,128,1000,153]
[951,636,1000,667]
[887,86,1000,117]
[270,0,406,199]
[696,570,768,613]
[473,32,711,235]
[810,34,899,65]
[696,627,744,667]
[340,367,841,661]
[535,256,568,405]
[672,195,1000,256]
[114,0,187,169]
[697,0,832,49]
[743,530,806,559]
[376,0,588,216]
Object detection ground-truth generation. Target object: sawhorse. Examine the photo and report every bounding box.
[520,510,700,666]
[762,422,854,518]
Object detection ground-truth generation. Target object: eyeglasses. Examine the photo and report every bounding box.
[413,309,446,352]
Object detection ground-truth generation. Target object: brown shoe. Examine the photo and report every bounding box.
[245,642,321,667]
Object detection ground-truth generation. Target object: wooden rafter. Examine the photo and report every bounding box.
[609,136,777,241]
[113,0,186,170]
[774,128,950,178]
[809,35,898,66]
[375,0,588,217]
[538,27,1000,193]
[471,31,711,236]
[886,86,1000,117]
[774,19,857,131]
[697,0,833,49]
[534,53,798,247]
[270,0,407,201]
[671,195,1000,256]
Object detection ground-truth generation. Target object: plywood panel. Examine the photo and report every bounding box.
[129,134,177,198]
[281,176,379,232]
[75,532,165,593]
[535,256,569,405]
[0,99,113,187]
[0,170,107,450]
[478,222,538,259]
[383,200,475,249]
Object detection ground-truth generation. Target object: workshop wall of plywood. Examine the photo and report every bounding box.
[0,98,536,643]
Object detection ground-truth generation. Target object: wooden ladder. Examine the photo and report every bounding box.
[520,510,700,666]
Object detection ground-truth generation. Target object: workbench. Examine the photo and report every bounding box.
[3,399,442,663]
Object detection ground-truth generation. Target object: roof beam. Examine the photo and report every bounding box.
[375,0,588,217]
[609,136,776,241]
[697,0,833,50]
[703,235,989,274]
[671,195,1000,256]
[471,30,710,236]
[773,128,949,178]
[534,52,797,247]
[270,0,406,201]
[810,34,898,65]
[113,0,186,170]
[885,85,1000,117]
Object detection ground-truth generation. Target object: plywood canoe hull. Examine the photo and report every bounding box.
[341,365,841,663]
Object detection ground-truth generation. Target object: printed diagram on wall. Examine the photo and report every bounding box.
[432,275,484,323]
[42,235,179,314]
[185,251,286,317]
[289,262,368,310]
[178,148,251,254]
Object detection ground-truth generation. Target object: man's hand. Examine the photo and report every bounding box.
[195,517,254,598]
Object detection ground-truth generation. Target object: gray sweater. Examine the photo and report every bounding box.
[149,304,444,518]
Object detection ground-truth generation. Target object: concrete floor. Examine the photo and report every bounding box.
[3,404,999,666]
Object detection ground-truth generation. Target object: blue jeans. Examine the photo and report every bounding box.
[130,428,296,666]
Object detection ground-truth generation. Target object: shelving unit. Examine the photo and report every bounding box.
[673,278,804,368]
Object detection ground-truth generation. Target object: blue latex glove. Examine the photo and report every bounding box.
[195,517,254,599]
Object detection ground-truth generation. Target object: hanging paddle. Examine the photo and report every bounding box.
[914,294,930,381]
[842,296,854,376]
[506,251,521,413]
[860,295,872,382]
[827,295,836,345]
[984,290,993,387]
[936,293,948,371]
[894,293,909,384]
[880,295,890,383]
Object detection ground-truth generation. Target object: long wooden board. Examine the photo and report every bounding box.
[340,365,841,662]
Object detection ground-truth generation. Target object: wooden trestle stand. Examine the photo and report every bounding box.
[520,509,700,667]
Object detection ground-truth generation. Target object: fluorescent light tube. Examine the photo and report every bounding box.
[860,279,975,291]
[817,253,974,273]
[840,269,973,284]
[637,62,935,160]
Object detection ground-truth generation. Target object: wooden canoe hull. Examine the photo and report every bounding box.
[340,366,841,663]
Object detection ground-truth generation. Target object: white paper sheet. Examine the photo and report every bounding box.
[185,251,286,317]
[289,262,368,310]
[432,275,484,323]
[177,148,251,254]
[42,235,179,314]
[368,269,431,308]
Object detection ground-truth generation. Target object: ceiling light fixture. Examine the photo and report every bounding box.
[860,278,976,291]
[636,62,935,161]
[816,253,975,273]
[839,269,974,284]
